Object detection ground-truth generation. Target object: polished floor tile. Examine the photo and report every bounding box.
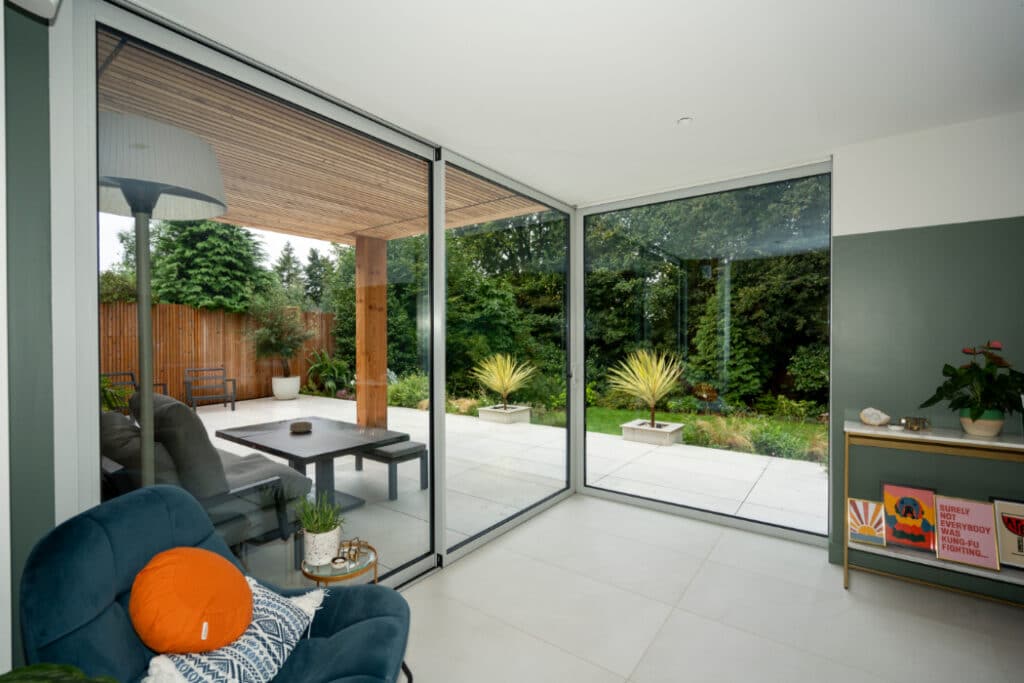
[401,495,1024,683]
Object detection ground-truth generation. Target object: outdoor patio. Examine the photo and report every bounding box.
[197,395,827,585]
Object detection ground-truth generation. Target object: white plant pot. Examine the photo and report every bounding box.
[621,419,684,446]
[272,375,301,400]
[304,526,341,567]
[477,405,531,424]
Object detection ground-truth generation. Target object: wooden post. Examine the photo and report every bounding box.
[356,236,388,428]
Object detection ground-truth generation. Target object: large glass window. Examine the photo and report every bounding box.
[584,175,831,534]
[444,166,570,550]
[96,26,433,585]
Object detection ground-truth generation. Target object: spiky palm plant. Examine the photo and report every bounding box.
[471,354,537,410]
[608,349,683,427]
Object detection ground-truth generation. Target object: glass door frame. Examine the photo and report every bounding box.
[574,162,834,547]
[50,0,579,583]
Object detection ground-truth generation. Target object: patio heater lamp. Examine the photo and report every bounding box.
[98,111,226,486]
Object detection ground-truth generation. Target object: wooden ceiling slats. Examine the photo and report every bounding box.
[96,29,552,244]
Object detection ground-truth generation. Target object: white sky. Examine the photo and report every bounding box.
[98,213,335,270]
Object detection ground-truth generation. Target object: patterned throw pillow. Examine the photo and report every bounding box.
[142,579,324,683]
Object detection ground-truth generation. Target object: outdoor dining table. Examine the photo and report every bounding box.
[216,416,410,511]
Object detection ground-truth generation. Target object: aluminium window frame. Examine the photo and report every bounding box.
[49,0,579,584]
[575,160,834,547]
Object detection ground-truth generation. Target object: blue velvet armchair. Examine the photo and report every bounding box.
[20,486,413,682]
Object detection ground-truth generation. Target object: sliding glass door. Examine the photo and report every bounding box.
[444,165,570,550]
[95,25,434,586]
[583,174,831,534]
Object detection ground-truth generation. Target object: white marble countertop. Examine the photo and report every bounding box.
[844,420,1024,452]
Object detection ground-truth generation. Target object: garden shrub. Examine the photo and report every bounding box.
[753,394,779,416]
[774,395,825,422]
[667,395,701,414]
[694,417,754,452]
[751,422,807,459]
[388,372,429,408]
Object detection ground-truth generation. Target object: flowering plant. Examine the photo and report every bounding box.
[920,341,1024,419]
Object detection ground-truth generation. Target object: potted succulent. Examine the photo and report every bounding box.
[297,493,344,567]
[920,340,1024,437]
[248,287,313,400]
[609,349,685,445]
[472,353,537,424]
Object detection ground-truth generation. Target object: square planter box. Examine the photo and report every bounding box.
[478,405,531,424]
[621,419,683,446]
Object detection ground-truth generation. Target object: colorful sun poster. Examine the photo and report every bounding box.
[994,499,1024,570]
[848,498,886,547]
[883,484,936,553]
[935,496,999,570]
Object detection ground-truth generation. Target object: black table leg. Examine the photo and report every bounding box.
[315,456,365,512]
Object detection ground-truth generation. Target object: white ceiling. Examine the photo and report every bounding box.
[130,0,1024,208]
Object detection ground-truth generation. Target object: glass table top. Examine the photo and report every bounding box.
[301,541,377,579]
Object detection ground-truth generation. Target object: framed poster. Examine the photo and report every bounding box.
[847,498,885,547]
[883,484,936,552]
[993,499,1024,570]
[935,496,999,570]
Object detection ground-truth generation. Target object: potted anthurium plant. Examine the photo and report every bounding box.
[610,349,685,445]
[920,340,1024,437]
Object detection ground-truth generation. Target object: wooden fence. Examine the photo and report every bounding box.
[100,303,336,403]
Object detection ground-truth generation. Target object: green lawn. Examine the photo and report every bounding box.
[532,406,828,463]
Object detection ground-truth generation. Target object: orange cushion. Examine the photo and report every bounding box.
[129,547,253,653]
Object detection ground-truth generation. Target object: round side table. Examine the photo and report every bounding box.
[300,541,378,586]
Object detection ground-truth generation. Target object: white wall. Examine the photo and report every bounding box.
[833,110,1024,236]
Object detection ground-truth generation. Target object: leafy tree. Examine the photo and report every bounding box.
[248,283,313,377]
[274,241,304,289]
[98,269,136,303]
[150,220,273,313]
[304,247,330,307]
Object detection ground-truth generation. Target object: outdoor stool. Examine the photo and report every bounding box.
[355,441,429,501]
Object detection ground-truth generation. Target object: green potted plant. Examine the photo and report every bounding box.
[920,340,1024,437]
[471,353,537,424]
[248,287,313,400]
[608,349,684,445]
[297,493,344,567]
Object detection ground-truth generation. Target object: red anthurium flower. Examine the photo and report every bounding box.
[962,346,976,354]
[988,340,1003,350]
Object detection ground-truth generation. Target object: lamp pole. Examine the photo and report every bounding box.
[134,209,155,487]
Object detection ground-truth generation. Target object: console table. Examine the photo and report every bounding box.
[843,421,1024,600]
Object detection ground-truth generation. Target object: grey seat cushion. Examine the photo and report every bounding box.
[98,411,180,488]
[131,393,229,499]
[368,441,426,460]
[217,449,311,501]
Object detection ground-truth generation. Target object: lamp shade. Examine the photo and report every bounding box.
[98,111,226,219]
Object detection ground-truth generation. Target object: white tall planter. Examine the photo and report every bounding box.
[272,375,301,400]
[304,526,341,567]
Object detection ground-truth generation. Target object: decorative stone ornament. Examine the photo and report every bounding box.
[859,407,890,426]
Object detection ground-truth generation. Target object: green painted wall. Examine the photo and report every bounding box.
[5,5,53,663]
[830,216,1024,601]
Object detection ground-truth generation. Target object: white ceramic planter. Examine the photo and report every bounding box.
[959,416,1005,438]
[478,405,531,424]
[621,419,684,446]
[304,526,341,567]
[272,375,301,400]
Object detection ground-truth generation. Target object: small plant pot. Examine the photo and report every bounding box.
[478,405,531,424]
[304,526,342,567]
[621,419,684,446]
[272,376,301,400]
[959,408,1005,437]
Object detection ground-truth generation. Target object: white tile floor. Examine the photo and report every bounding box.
[403,495,1024,683]
[195,396,827,583]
